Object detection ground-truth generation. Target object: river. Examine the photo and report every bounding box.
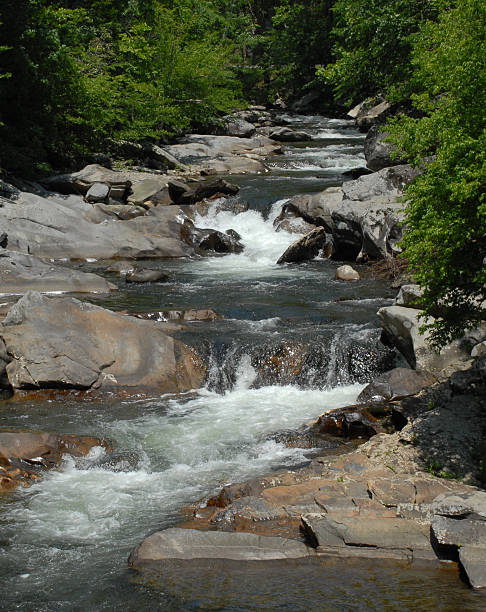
[0,115,483,611]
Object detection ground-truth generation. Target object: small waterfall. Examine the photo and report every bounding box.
[203,328,396,394]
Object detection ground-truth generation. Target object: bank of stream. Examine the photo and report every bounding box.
[0,115,483,610]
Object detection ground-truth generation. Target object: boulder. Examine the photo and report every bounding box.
[196,229,244,254]
[43,164,131,197]
[128,528,313,568]
[273,206,316,235]
[165,134,275,164]
[316,406,378,440]
[281,165,419,262]
[276,227,333,264]
[395,284,424,308]
[0,430,111,490]
[269,127,312,142]
[105,261,136,276]
[0,187,196,259]
[348,100,391,132]
[335,265,360,281]
[221,117,257,138]
[108,140,187,171]
[127,178,167,206]
[0,292,206,394]
[125,268,169,283]
[93,203,147,220]
[168,178,239,205]
[364,125,406,171]
[85,183,110,204]
[0,250,116,295]
[459,547,486,590]
[133,309,222,323]
[357,368,437,403]
[378,305,474,377]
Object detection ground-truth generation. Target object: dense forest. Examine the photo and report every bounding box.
[0,0,485,344]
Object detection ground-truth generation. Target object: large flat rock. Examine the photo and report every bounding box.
[0,292,206,394]
[129,528,313,568]
[0,188,195,260]
[0,251,115,295]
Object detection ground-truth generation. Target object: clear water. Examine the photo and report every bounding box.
[1,115,482,611]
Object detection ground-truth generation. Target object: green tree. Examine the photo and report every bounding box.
[387,0,486,347]
[319,0,440,105]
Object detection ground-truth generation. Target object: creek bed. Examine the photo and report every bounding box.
[1,115,483,611]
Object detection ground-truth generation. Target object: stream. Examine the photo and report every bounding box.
[0,115,483,611]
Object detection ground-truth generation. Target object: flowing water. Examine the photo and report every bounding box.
[0,116,483,611]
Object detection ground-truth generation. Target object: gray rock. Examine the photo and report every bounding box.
[364,125,406,171]
[471,341,486,358]
[431,515,486,548]
[165,134,275,164]
[302,514,432,558]
[351,100,392,132]
[85,183,110,204]
[105,261,136,276]
[125,269,169,283]
[283,165,419,261]
[269,127,312,142]
[395,284,424,308]
[127,178,167,206]
[222,117,256,138]
[0,189,196,259]
[357,368,437,403]
[277,227,333,264]
[335,265,360,281]
[378,306,474,376]
[141,142,188,170]
[459,546,486,589]
[0,292,206,393]
[44,164,131,196]
[430,491,486,520]
[128,528,313,568]
[0,250,115,295]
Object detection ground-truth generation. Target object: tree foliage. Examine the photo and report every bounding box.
[387,0,486,346]
[318,0,440,105]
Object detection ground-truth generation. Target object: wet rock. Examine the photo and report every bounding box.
[378,305,474,376]
[357,368,437,403]
[44,164,131,197]
[0,292,206,394]
[471,341,486,358]
[128,528,313,568]
[133,309,222,323]
[196,228,244,254]
[168,178,239,205]
[0,430,110,490]
[269,127,312,142]
[335,265,360,281]
[273,206,316,235]
[276,227,333,264]
[0,250,116,295]
[85,183,110,204]
[105,261,136,276]
[125,268,169,283]
[194,197,249,217]
[364,125,406,171]
[316,406,378,440]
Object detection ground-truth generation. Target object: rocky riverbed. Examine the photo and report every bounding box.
[1,108,485,609]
